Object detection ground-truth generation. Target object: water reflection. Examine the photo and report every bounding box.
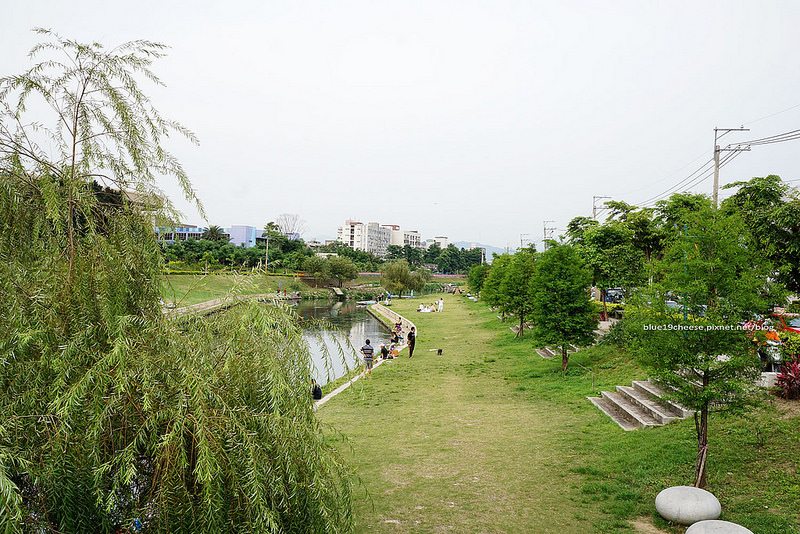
[293,301,392,385]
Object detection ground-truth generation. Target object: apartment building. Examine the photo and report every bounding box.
[382,224,422,249]
[336,220,391,256]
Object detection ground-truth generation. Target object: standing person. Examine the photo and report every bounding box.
[360,339,374,378]
[438,298,444,312]
[407,327,416,358]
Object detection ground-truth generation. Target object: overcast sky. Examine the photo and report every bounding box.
[4,1,800,250]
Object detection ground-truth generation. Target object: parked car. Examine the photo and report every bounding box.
[605,288,625,303]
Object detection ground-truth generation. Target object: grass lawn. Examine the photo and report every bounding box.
[161,273,320,307]
[318,294,800,533]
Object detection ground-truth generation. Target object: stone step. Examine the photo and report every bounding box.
[587,395,642,431]
[535,347,554,359]
[600,390,661,428]
[616,385,679,425]
[632,380,694,418]
[544,345,576,356]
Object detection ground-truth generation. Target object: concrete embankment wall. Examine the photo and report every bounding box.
[315,303,416,409]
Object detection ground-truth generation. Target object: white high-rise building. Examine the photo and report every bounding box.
[337,220,391,256]
[382,225,422,249]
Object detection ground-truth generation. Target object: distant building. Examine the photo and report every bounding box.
[155,224,258,247]
[155,225,211,243]
[382,224,422,249]
[424,236,448,249]
[226,225,259,247]
[337,220,391,256]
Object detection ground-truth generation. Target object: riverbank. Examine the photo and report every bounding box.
[318,293,800,533]
[314,304,417,409]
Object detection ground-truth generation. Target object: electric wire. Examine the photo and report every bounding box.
[632,125,800,209]
[635,158,715,207]
[638,151,743,208]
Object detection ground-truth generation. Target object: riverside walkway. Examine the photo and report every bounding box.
[315,303,417,409]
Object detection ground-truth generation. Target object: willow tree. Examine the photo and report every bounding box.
[0,30,353,533]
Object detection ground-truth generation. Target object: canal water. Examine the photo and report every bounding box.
[293,301,393,385]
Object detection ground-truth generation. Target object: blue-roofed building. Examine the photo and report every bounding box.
[155,225,259,248]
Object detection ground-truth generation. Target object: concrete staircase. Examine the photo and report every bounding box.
[535,344,579,359]
[588,379,693,431]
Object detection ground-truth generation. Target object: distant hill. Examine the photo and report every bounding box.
[452,241,507,262]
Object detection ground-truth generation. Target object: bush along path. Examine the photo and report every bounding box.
[318,294,609,533]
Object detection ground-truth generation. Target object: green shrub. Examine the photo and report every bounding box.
[780,332,800,360]
[599,319,633,348]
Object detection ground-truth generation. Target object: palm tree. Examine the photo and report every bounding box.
[201,224,229,243]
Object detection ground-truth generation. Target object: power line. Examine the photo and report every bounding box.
[633,124,800,209]
[639,151,743,208]
[743,103,800,126]
[636,158,714,207]
[741,129,800,146]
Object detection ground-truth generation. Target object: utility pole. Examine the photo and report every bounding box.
[265,234,270,273]
[520,233,530,250]
[543,220,556,251]
[712,127,750,208]
[593,195,611,220]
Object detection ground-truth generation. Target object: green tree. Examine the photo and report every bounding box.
[499,248,537,337]
[303,255,330,285]
[436,244,463,274]
[580,221,645,317]
[723,175,800,294]
[201,224,230,244]
[423,242,442,264]
[467,263,490,293]
[403,244,423,266]
[408,268,430,295]
[0,31,353,532]
[386,244,404,260]
[326,255,359,288]
[565,216,599,247]
[629,206,783,489]
[380,259,416,296]
[482,254,512,319]
[531,244,597,371]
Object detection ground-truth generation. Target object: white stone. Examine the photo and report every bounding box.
[686,519,754,534]
[655,486,721,525]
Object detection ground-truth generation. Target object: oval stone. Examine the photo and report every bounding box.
[686,520,754,534]
[655,486,721,525]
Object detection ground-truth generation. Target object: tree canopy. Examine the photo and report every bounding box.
[532,244,597,370]
[627,205,784,488]
[0,31,353,533]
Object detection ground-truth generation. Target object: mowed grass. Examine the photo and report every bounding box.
[319,295,800,533]
[319,295,605,533]
[161,273,313,307]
